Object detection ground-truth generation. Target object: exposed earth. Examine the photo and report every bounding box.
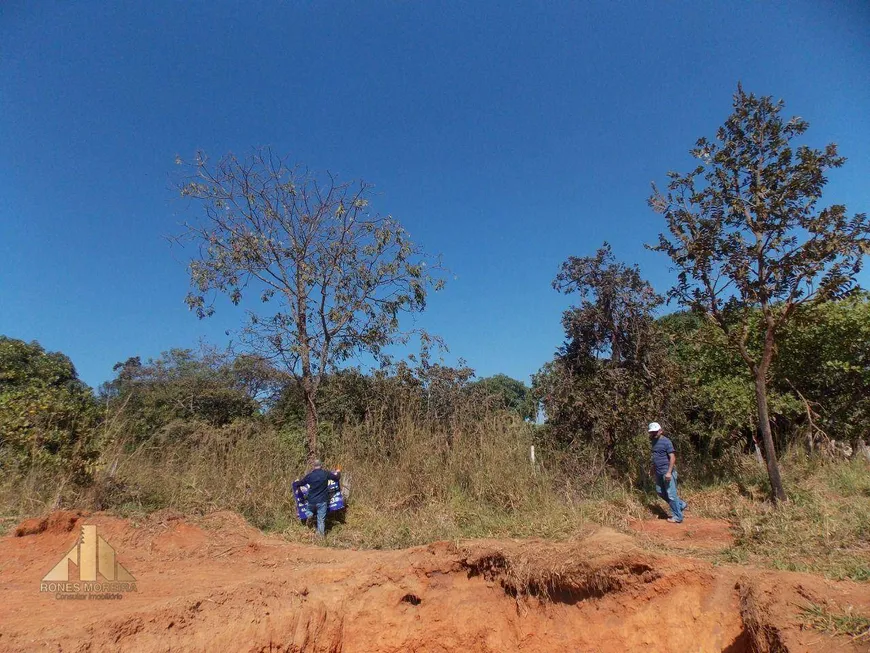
[0,510,868,652]
[629,516,736,551]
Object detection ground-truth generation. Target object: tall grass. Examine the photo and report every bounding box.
[2,405,868,582]
[715,453,870,580]
[1,402,604,545]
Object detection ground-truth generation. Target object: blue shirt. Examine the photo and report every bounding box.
[651,435,675,476]
[293,468,340,506]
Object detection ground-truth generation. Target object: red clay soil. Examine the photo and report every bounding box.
[629,516,735,551]
[0,510,868,653]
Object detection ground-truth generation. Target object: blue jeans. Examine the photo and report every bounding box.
[655,470,686,522]
[309,501,328,536]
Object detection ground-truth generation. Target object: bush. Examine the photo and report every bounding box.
[0,337,99,479]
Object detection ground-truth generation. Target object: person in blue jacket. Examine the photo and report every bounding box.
[292,460,341,537]
[648,422,687,523]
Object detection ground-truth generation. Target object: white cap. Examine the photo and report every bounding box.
[648,422,662,433]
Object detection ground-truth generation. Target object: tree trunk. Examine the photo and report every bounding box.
[296,279,317,463]
[303,382,318,464]
[754,372,787,503]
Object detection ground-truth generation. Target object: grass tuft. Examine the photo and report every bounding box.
[799,601,870,640]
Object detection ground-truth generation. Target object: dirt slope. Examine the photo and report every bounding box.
[0,511,867,653]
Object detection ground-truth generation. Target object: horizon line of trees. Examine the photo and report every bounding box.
[3,285,869,488]
[2,84,868,504]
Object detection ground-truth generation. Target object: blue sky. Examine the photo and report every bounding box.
[1,1,869,389]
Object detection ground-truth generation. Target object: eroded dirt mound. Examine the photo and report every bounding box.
[13,510,86,538]
[0,511,867,653]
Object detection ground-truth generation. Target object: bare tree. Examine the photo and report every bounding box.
[175,148,444,460]
[649,86,869,502]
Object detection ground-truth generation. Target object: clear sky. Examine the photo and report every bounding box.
[2,1,869,389]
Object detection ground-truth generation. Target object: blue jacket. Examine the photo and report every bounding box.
[293,468,340,506]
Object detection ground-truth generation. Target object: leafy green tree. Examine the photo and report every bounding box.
[176,148,444,461]
[658,311,801,463]
[650,85,869,501]
[271,367,373,428]
[100,348,259,441]
[0,336,80,391]
[0,336,98,475]
[472,374,535,420]
[775,293,870,447]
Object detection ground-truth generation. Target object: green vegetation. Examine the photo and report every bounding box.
[0,337,99,480]
[100,349,261,443]
[1,323,868,580]
[649,85,869,500]
[1,87,868,583]
[800,601,870,640]
[701,456,870,580]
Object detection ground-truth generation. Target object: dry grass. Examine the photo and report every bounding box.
[799,601,870,641]
[1,408,594,546]
[683,453,870,581]
[2,412,869,585]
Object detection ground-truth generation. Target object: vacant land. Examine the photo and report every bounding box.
[1,505,868,653]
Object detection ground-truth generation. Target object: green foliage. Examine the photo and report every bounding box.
[2,333,869,582]
[657,296,870,458]
[535,244,682,479]
[271,358,485,432]
[0,336,99,477]
[0,336,80,390]
[658,311,802,459]
[271,368,373,428]
[775,294,870,445]
[100,348,260,443]
[649,85,870,501]
[537,263,870,482]
[471,374,535,420]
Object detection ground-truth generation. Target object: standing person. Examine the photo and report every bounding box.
[648,422,687,523]
[292,460,340,537]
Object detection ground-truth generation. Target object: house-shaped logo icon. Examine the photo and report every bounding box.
[43,524,135,582]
